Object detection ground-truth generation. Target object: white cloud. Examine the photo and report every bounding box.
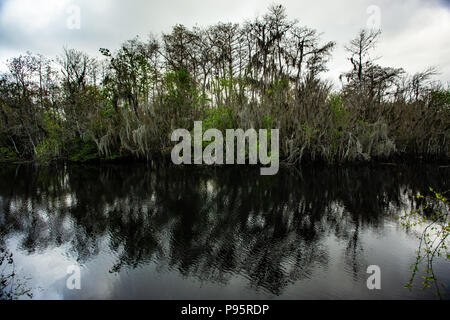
[376,4,450,81]
[1,0,70,33]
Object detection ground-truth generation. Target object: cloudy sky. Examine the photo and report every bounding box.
[0,0,449,85]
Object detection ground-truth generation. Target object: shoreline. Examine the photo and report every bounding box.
[1,153,449,168]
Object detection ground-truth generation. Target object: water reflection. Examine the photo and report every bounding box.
[0,163,448,299]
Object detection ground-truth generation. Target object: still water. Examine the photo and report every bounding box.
[0,163,448,300]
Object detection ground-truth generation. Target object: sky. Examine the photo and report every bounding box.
[0,0,449,86]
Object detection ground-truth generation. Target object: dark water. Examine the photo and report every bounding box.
[0,163,449,300]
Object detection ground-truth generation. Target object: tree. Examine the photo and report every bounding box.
[343,29,381,99]
[100,36,160,117]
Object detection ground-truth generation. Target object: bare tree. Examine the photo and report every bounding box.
[344,29,382,98]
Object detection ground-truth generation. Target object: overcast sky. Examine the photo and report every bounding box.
[0,0,449,86]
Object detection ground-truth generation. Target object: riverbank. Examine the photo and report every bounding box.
[1,5,448,170]
[2,152,449,170]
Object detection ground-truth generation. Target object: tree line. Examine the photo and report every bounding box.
[0,4,448,164]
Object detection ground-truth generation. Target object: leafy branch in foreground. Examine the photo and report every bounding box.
[400,188,449,299]
[0,247,33,300]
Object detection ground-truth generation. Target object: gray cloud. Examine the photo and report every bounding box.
[0,0,449,85]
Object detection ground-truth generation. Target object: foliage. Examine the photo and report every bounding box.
[429,89,450,110]
[67,138,99,163]
[0,247,33,300]
[203,106,235,132]
[0,146,19,162]
[0,5,448,165]
[400,189,449,299]
[35,113,64,162]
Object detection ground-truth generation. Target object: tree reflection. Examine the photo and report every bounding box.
[0,163,448,296]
